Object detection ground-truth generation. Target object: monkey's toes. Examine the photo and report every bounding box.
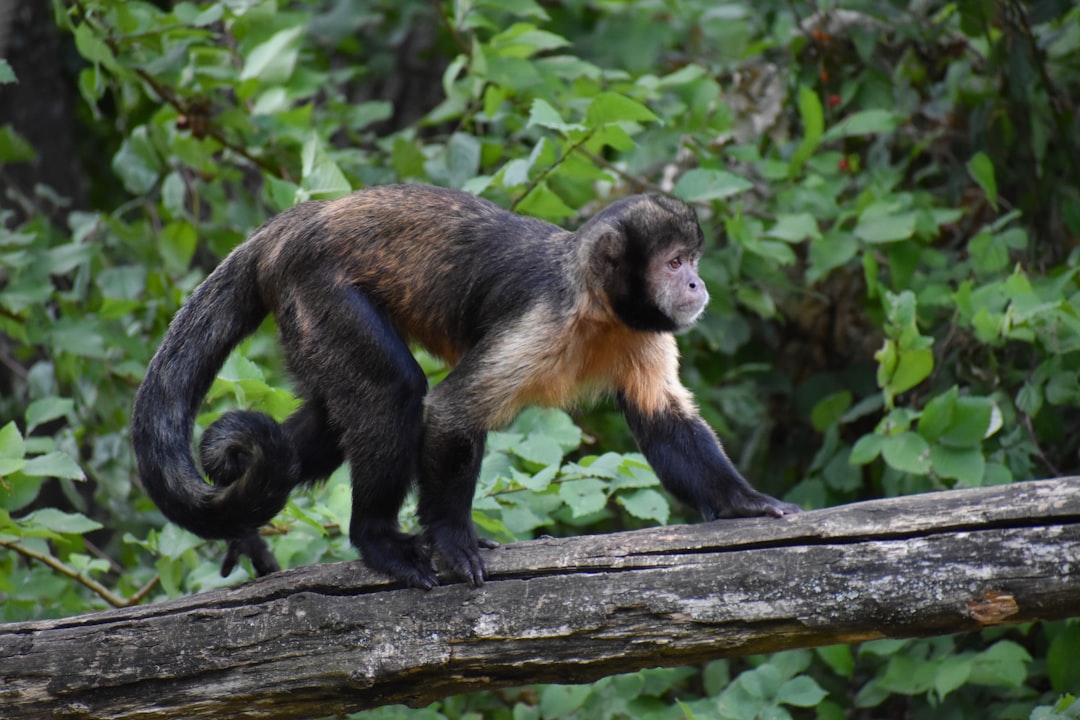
[426,524,492,588]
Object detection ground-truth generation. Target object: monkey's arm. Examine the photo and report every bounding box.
[616,389,800,520]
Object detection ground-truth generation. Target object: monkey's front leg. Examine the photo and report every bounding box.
[618,393,801,520]
[417,417,491,587]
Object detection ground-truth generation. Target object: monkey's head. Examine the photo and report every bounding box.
[580,195,709,334]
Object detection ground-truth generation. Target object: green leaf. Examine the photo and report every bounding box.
[539,685,591,717]
[824,449,862,491]
[617,488,669,523]
[945,397,994,446]
[483,55,541,90]
[611,455,659,489]
[156,524,203,560]
[22,452,86,481]
[512,435,564,468]
[934,655,973,700]
[584,92,659,127]
[527,98,584,133]
[1047,623,1080,693]
[300,134,351,199]
[22,508,101,534]
[558,478,608,517]
[48,319,108,359]
[967,152,997,209]
[854,211,918,244]
[0,58,15,84]
[26,397,74,434]
[0,420,25,459]
[920,392,995,448]
[930,444,985,485]
[240,25,304,84]
[789,86,823,176]
[513,408,582,451]
[159,221,198,274]
[816,645,854,678]
[97,265,146,301]
[476,0,549,20]
[173,2,225,26]
[0,125,36,163]
[490,23,569,58]
[849,434,884,465]
[444,132,481,189]
[767,213,822,242]
[515,182,575,220]
[48,242,96,275]
[918,387,960,440]
[0,473,42,512]
[968,231,1010,274]
[514,464,557,492]
[808,232,858,283]
[673,169,753,203]
[74,24,120,73]
[112,125,162,195]
[810,391,853,432]
[588,124,635,152]
[776,675,828,707]
[881,432,931,474]
[968,640,1031,689]
[822,109,901,142]
[882,347,934,395]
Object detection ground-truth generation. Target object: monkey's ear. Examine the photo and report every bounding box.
[595,229,624,265]
[578,222,623,265]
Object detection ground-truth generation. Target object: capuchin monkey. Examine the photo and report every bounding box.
[130,184,799,589]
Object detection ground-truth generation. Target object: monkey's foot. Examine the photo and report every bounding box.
[354,526,439,590]
[222,531,280,577]
[425,522,492,589]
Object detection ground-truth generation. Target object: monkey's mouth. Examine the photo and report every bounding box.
[670,302,707,332]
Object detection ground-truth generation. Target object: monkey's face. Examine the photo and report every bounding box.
[646,247,709,332]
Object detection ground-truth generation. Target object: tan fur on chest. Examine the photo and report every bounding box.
[487,304,689,425]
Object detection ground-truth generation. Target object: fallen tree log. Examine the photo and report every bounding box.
[2,477,1078,720]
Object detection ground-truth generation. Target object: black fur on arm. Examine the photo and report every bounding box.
[617,393,800,520]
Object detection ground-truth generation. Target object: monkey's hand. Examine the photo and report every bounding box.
[703,483,801,520]
[425,523,495,588]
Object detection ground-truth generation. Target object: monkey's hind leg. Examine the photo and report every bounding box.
[285,284,436,589]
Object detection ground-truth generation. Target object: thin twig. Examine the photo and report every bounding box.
[1020,412,1062,478]
[68,1,283,179]
[511,131,594,212]
[429,0,470,56]
[1,539,129,608]
[578,149,666,194]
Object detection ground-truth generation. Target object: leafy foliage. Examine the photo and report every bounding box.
[1,0,1078,717]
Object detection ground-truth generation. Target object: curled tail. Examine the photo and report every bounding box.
[130,242,298,545]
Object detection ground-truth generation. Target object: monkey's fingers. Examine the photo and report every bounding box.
[773,500,803,516]
[707,487,802,520]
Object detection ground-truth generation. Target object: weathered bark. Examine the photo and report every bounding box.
[2,478,1078,720]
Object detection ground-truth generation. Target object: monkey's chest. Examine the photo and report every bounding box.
[509,324,642,411]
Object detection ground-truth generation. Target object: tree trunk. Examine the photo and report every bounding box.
[2,478,1078,720]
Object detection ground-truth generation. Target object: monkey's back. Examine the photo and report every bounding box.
[254,185,576,365]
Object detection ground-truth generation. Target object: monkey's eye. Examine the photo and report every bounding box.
[668,257,683,270]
